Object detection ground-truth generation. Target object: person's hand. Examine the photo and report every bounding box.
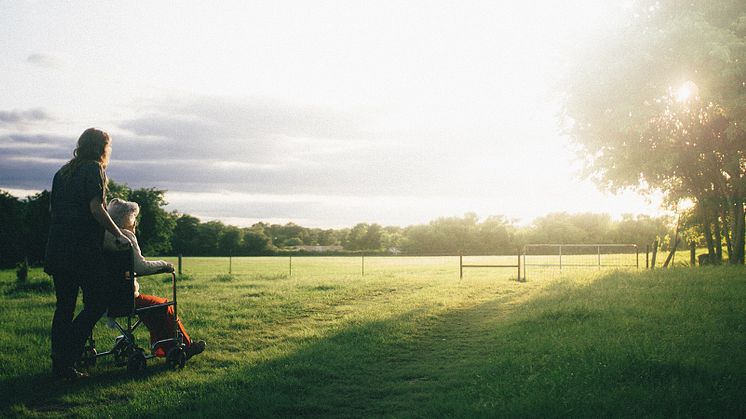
[114,233,131,249]
[156,262,175,274]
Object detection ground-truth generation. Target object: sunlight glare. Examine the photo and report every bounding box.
[676,80,698,102]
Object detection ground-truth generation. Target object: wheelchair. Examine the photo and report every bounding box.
[78,246,187,372]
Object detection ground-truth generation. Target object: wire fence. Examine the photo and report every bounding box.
[169,255,501,279]
[523,244,639,279]
[164,242,686,281]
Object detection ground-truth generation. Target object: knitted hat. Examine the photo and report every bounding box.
[107,198,140,228]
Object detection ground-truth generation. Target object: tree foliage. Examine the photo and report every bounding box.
[563,0,746,263]
[23,191,51,264]
[105,181,176,256]
[0,191,26,268]
[128,188,176,255]
[401,213,517,255]
[0,186,677,262]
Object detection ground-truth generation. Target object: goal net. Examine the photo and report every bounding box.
[523,244,639,279]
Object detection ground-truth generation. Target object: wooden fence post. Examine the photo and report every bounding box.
[178,254,182,276]
[690,241,696,267]
[651,240,658,269]
[636,246,639,269]
[522,247,527,281]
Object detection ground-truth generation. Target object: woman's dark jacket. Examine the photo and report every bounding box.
[44,160,106,276]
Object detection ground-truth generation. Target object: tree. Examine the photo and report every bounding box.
[362,223,383,250]
[401,213,487,255]
[268,222,304,247]
[612,214,672,248]
[299,229,319,246]
[343,223,369,251]
[106,179,132,202]
[563,0,746,263]
[317,229,339,246]
[478,215,515,253]
[171,214,201,255]
[284,237,303,247]
[381,226,404,250]
[129,188,176,255]
[529,213,592,244]
[217,225,242,255]
[240,227,272,254]
[22,191,51,264]
[0,190,25,268]
[106,180,176,255]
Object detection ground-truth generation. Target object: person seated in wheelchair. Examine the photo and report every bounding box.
[103,198,205,360]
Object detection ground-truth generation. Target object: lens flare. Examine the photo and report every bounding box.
[676,80,698,102]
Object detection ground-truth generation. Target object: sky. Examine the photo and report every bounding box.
[0,1,667,228]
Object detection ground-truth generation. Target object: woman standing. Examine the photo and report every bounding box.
[45,128,130,379]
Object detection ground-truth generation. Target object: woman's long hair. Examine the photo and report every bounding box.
[58,128,111,186]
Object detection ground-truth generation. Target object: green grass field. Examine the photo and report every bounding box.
[1,257,744,417]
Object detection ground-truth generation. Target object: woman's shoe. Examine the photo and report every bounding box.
[53,366,89,380]
[185,340,206,360]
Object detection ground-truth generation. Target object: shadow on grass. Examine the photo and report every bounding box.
[5,268,746,417]
[0,359,174,416]
[132,269,745,417]
[3,277,54,297]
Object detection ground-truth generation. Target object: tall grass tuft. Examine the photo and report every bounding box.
[15,258,28,283]
[215,274,235,282]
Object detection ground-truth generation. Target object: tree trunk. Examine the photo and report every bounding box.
[713,212,723,263]
[662,211,683,268]
[701,205,716,264]
[734,199,745,264]
[662,236,680,268]
[722,206,733,260]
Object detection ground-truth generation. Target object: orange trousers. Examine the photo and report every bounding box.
[135,293,192,357]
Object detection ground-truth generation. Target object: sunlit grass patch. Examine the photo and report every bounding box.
[1,261,744,417]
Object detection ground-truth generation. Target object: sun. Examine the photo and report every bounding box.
[676,80,699,102]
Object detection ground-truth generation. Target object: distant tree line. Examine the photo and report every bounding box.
[1,181,679,268]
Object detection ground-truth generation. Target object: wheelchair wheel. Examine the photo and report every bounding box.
[113,337,128,366]
[166,347,186,370]
[127,350,147,373]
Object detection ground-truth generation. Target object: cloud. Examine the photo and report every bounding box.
[0,155,60,189]
[26,53,61,68]
[0,132,70,190]
[162,190,471,228]
[0,95,472,197]
[0,93,503,226]
[112,95,419,192]
[117,95,371,163]
[0,133,69,156]
[0,109,52,126]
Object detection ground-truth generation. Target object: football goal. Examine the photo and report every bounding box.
[522,244,639,279]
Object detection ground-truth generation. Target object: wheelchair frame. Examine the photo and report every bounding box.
[79,247,187,372]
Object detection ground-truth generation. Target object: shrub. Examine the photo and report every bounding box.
[15,258,28,283]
